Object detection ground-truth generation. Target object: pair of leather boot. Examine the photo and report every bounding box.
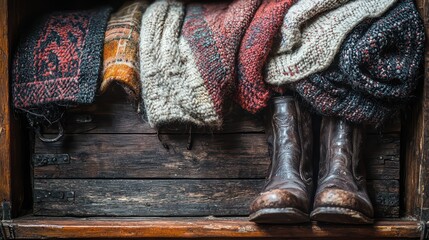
[249,96,373,224]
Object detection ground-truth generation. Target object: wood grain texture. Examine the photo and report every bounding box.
[365,134,400,180]
[0,0,11,211]
[3,217,423,239]
[0,0,26,220]
[34,133,270,179]
[34,133,399,180]
[404,0,429,221]
[3,0,34,219]
[33,126,401,217]
[417,0,429,222]
[33,179,264,217]
[367,180,400,218]
[32,179,398,218]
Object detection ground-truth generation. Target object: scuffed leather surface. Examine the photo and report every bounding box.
[314,118,373,218]
[250,96,313,214]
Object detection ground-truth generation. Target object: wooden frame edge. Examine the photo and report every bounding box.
[0,218,423,239]
[404,0,429,222]
[0,0,427,230]
[0,0,28,220]
[0,0,13,219]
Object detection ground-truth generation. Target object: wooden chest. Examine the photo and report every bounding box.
[1,0,429,239]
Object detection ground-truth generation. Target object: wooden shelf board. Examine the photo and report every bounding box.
[1,216,424,239]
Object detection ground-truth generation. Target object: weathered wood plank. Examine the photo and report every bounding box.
[404,0,429,222]
[32,179,398,218]
[0,0,30,219]
[4,217,422,239]
[367,180,400,218]
[34,133,399,180]
[365,134,400,180]
[0,0,12,216]
[34,133,270,179]
[33,179,264,217]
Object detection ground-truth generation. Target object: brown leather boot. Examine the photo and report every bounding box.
[310,117,374,224]
[249,96,313,224]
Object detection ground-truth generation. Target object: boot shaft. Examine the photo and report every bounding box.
[265,96,313,189]
[318,117,366,191]
[312,117,374,223]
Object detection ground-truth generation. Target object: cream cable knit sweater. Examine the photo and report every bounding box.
[278,0,350,53]
[265,0,397,85]
[140,1,220,128]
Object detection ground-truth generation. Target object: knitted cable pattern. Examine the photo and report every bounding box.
[278,0,350,53]
[141,1,210,127]
[293,0,425,125]
[235,0,356,114]
[235,0,295,114]
[12,7,112,126]
[140,0,260,128]
[265,0,397,84]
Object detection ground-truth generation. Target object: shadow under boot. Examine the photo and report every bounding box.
[311,117,374,224]
[249,96,313,224]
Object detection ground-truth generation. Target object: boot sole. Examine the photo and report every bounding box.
[249,208,310,224]
[310,207,373,224]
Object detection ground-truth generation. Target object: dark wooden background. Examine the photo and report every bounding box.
[33,87,402,218]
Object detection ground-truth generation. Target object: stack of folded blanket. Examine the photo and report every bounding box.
[12,0,425,137]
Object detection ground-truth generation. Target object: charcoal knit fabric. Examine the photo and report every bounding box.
[12,7,112,126]
[293,0,425,125]
[292,69,396,125]
[265,0,397,84]
[337,0,424,100]
[235,0,295,114]
[140,0,260,128]
[101,1,148,99]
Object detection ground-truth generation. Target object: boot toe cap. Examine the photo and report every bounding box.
[313,188,374,219]
[250,189,309,214]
